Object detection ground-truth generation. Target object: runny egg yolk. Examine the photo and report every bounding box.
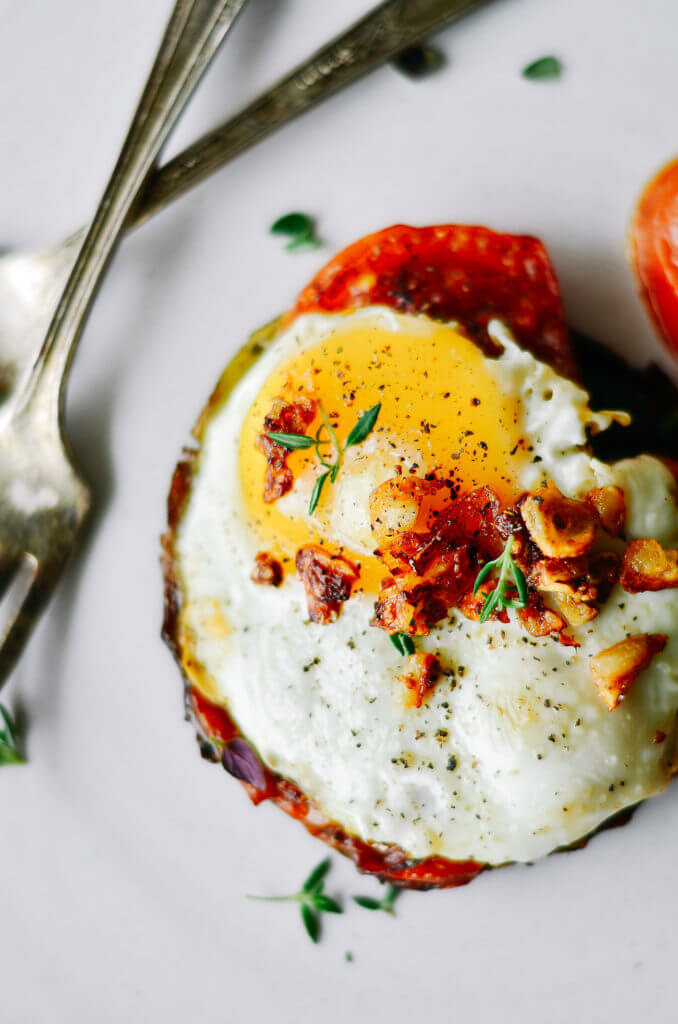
[239,314,528,592]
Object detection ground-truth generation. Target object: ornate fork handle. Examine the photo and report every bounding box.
[131,0,487,228]
[15,0,247,424]
[18,0,486,327]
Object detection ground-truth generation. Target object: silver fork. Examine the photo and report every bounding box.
[0,0,483,393]
[0,0,484,691]
[0,0,249,690]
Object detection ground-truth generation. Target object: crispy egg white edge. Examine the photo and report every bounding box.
[176,308,678,865]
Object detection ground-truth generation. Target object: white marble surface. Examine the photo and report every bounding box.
[1,1,677,1021]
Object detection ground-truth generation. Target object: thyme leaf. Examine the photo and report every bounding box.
[353,885,400,916]
[302,904,320,942]
[390,632,415,657]
[309,470,330,515]
[302,857,331,893]
[270,212,321,251]
[345,404,382,448]
[313,894,342,914]
[522,56,562,81]
[265,431,315,450]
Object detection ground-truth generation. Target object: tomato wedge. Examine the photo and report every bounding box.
[630,157,678,362]
[291,223,578,379]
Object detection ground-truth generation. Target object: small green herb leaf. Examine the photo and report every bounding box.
[319,404,343,461]
[0,705,24,766]
[266,431,315,450]
[353,896,383,911]
[390,632,415,657]
[479,588,499,624]
[271,212,311,235]
[522,56,562,81]
[309,470,330,515]
[313,894,342,914]
[353,885,401,915]
[270,212,321,251]
[472,561,495,595]
[303,857,332,893]
[511,557,528,606]
[392,43,445,79]
[302,903,320,943]
[345,404,381,448]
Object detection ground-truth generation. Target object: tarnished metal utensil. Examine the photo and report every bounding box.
[0,0,249,690]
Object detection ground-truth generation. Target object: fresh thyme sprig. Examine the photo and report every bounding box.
[267,401,381,515]
[247,857,342,943]
[390,632,415,657]
[353,884,400,916]
[472,534,527,623]
[0,705,24,766]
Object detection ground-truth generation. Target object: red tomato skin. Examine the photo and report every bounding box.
[190,687,483,890]
[631,157,678,363]
[291,223,577,379]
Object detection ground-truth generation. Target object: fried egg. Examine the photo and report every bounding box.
[174,307,678,865]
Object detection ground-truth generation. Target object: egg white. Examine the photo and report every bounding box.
[175,308,678,865]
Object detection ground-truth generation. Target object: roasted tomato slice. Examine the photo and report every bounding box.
[291,223,577,379]
[189,687,483,889]
[630,157,678,362]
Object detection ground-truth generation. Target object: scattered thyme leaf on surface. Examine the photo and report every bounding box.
[267,401,381,515]
[247,857,342,943]
[353,885,400,916]
[0,705,24,766]
[472,534,527,623]
[390,632,415,657]
[522,55,563,81]
[270,212,321,251]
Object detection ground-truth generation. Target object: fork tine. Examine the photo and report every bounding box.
[0,558,60,692]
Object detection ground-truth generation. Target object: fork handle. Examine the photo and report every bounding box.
[133,0,488,228]
[15,0,247,423]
